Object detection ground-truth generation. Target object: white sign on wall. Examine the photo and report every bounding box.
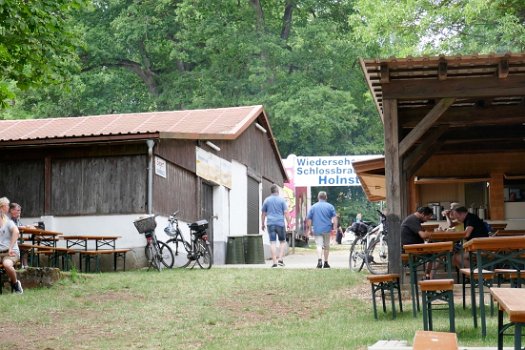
[292,155,382,187]
[155,156,167,178]
[196,147,232,188]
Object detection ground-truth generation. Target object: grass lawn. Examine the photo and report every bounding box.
[0,266,509,349]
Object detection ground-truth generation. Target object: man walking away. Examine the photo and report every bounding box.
[261,184,290,268]
[306,191,337,268]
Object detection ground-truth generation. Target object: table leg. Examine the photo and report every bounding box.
[410,257,417,317]
[477,250,487,338]
[515,323,522,350]
[497,308,503,350]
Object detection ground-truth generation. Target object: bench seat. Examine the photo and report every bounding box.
[78,249,131,272]
[413,330,458,350]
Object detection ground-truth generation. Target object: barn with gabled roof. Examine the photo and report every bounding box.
[0,105,287,267]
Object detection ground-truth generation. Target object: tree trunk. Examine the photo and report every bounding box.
[280,1,295,40]
[249,0,265,31]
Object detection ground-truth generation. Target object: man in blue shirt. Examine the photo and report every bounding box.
[261,184,290,268]
[306,191,337,268]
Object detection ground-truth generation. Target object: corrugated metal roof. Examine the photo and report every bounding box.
[0,105,264,143]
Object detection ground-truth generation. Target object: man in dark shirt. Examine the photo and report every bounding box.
[401,206,434,247]
[452,206,489,268]
[401,206,434,278]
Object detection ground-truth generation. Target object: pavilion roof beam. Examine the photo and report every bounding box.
[399,105,525,128]
[382,75,525,100]
[403,125,448,178]
[398,97,455,156]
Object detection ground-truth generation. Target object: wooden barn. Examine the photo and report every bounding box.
[0,105,287,267]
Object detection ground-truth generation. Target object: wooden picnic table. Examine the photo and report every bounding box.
[19,227,62,247]
[421,223,440,231]
[60,235,122,251]
[428,231,466,242]
[60,235,126,272]
[490,287,525,350]
[463,236,525,338]
[403,241,454,317]
[490,223,508,232]
[18,243,77,270]
[494,230,525,237]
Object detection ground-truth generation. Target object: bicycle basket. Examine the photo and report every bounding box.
[133,215,157,234]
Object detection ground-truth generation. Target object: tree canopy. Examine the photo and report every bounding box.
[0,0,86,109]
[2,0,523,158]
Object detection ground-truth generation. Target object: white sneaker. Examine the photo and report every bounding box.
[12,280,23,294]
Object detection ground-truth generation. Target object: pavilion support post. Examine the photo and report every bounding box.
[489,172,505,220]
[383,99,403,274]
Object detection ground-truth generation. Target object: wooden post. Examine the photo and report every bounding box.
[489,172,505,220]
[383,99,402,274]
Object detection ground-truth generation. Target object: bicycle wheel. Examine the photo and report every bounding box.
[145,243,162,271]
[158,241,174,268]
[195,239,213,269]
[166,237,191,268]
[365,236,389,275]
[349,237,365,272]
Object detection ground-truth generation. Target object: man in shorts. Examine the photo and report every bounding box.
[0,197,23,293]
[306,191,337,268]
[261,185,290,268]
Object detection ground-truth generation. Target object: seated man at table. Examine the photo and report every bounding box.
[451,206,489,268]
[9,203,35,268]
[401,206,434,278]
[442,202,464,231]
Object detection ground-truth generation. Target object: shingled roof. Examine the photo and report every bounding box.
[0,105,268,143]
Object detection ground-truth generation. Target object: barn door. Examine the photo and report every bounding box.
[201,182,214,243]
[247,176,260,234]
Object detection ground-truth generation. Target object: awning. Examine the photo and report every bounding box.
[352,157,385,202]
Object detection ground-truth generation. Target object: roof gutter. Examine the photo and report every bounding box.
[146,140,155,214]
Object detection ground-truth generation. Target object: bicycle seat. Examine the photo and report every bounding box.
[189,220,208,232]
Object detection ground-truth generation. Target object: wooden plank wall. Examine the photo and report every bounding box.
[207,124,286,185]
[0,160,45,217]
[51,155,147,215]
[152,160,197,220]
[418,152,525,177]
[154,139,196,173]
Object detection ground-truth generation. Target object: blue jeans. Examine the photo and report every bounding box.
[268,225,286,242]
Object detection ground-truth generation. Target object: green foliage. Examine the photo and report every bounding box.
[350,0,525,56]
[2,0,385,158]
[4,0,524,162]
[0,0,87,110]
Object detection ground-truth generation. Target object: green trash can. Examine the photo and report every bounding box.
[244,234,265,264]
[226,236,245,264]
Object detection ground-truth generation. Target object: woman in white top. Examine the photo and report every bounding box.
[0,197,23,293]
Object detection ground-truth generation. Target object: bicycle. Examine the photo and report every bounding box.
[365,210,388,275]
[164,211,213,269]
[133,215,174,271]
[348,210,388,274]
[349,221,372,272]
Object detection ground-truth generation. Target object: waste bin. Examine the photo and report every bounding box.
[226,236,245,264]
[244,234,265,264]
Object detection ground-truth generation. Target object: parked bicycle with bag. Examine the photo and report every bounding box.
[349,210,388,274]
[164,211,213,269]
[133,215,174,271]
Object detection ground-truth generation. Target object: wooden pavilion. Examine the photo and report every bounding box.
[358,53,525,273]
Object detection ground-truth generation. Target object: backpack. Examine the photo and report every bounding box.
[350,221,369,237]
